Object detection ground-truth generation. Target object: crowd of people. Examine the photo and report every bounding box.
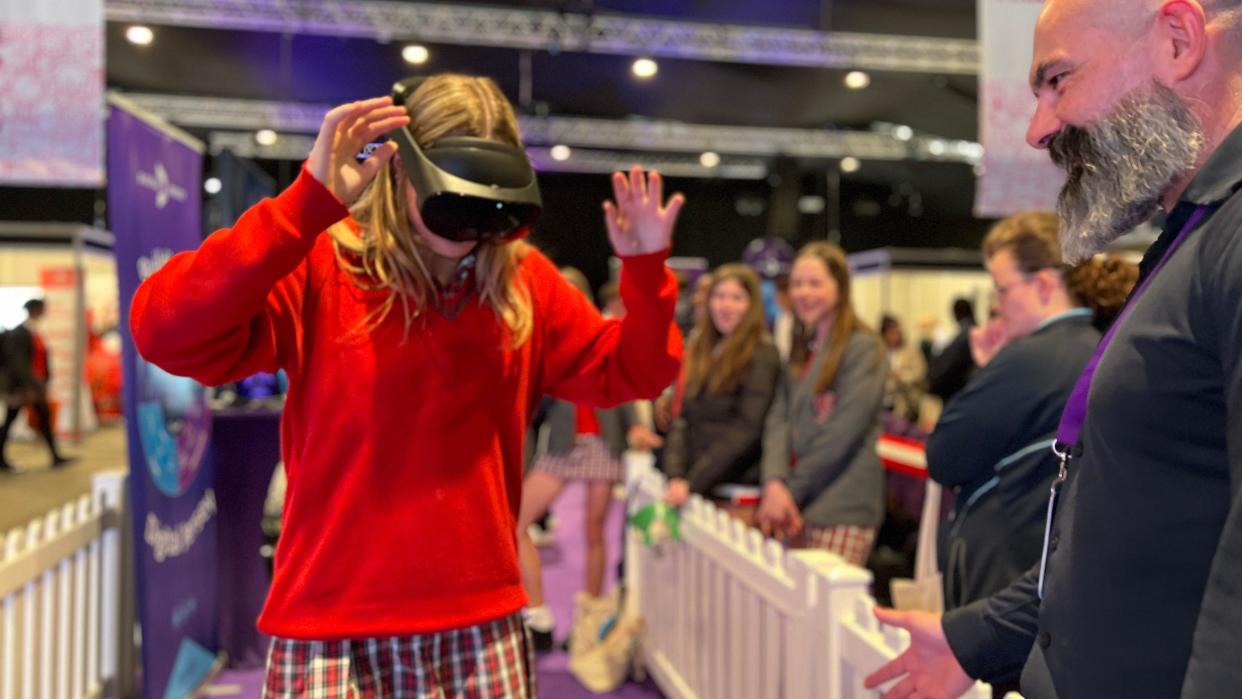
[122,0,1242,693]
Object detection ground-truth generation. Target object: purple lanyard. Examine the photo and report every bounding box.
[1038,205,1210,599]
[1053,205,1211,452]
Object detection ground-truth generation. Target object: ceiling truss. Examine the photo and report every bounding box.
[104,0,979,74]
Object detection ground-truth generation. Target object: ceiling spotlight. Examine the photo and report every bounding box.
[797,195,826,214]
[402,45,429,65]
[255,129,279,146]
[699,151,721,168]
[204,177,222,195]
[894,125,914,141]
[550,144,572,161]
[632,58,658,79]
[961,142,985,161]
[126,25,154,46]
[844,71,871,90]
[927,140,947,156]
[839,156,861,173]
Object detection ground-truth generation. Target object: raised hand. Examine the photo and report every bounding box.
[602,166,685,256]
[864,607,976,699]
[306,97,410,206]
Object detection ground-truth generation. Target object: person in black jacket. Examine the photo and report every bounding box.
[928,212,1137,614]
[867,1,1242,696]
[663,264,781,522]
[925,298,976,402]
[1,299,71,472]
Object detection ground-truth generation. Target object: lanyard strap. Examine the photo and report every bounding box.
[1053,205,1211,451]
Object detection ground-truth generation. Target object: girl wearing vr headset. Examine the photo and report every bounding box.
[130,74,684,697]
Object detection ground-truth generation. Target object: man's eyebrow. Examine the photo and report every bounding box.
[1031,62,1051,92]
[1031,59,1067,93]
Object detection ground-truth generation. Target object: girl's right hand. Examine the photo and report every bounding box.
[757,479,803,540]
[306,97,410,206]
[968,317,1009,368]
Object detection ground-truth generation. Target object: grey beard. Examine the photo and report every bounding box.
[1048,82,1203,263]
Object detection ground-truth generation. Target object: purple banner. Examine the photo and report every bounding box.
[108,102,218,699]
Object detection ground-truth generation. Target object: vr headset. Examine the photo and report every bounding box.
[380,76,542,242]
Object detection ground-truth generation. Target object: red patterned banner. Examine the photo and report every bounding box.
[0,0,104,186]
[975,0,1064,217]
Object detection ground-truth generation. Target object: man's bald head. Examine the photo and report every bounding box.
[1039,0,1242,45]
[1026,0,1234,260]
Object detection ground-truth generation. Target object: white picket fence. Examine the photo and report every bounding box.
[624,453,993,699]
[0,471,130,699]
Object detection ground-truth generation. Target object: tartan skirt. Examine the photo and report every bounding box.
[262,614,535,698]
[794,524,878,568]
[532,435,624,482]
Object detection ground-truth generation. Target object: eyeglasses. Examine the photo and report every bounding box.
[992,274,1038,299]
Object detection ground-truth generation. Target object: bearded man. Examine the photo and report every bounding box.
[864,0,1242,697]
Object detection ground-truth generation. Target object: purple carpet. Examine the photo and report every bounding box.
[205,482,665,698]
[203,667,266,696]
[532,481,664,698]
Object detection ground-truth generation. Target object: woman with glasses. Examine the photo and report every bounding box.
[928,211,1137,613]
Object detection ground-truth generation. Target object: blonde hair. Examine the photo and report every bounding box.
[329,73,533,346]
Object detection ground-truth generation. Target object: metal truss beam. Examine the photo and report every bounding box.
[127,92,983,165]
[104,0,978,75]
[208,130,769,179]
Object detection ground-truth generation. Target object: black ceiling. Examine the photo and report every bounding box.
[4,0,999,284]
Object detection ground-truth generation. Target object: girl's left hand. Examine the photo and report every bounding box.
[603,166,685,256]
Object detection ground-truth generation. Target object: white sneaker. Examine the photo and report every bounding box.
[527,524,556,548]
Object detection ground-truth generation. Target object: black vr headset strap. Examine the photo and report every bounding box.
[389,77,440,207]
[390,78,536,200]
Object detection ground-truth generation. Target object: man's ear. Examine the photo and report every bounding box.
[1038,267,1061,303]
[1152,0,1210,83]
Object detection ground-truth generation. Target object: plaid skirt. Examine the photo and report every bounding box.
[532,435,623,482]
[263,614,535,699]
[794,524,877,568]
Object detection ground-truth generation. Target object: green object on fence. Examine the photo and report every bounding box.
[628,502,681,546]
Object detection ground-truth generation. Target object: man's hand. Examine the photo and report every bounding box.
[864,607,976,699]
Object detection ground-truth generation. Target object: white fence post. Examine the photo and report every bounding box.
[92,471,126,698]
[39,510,57,699]
[0,470,129,699]
[2,528,21,699]
[71,497,89,699]
[22,519,40,699]
[625,453,1016,699]
[85,497,101,697]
